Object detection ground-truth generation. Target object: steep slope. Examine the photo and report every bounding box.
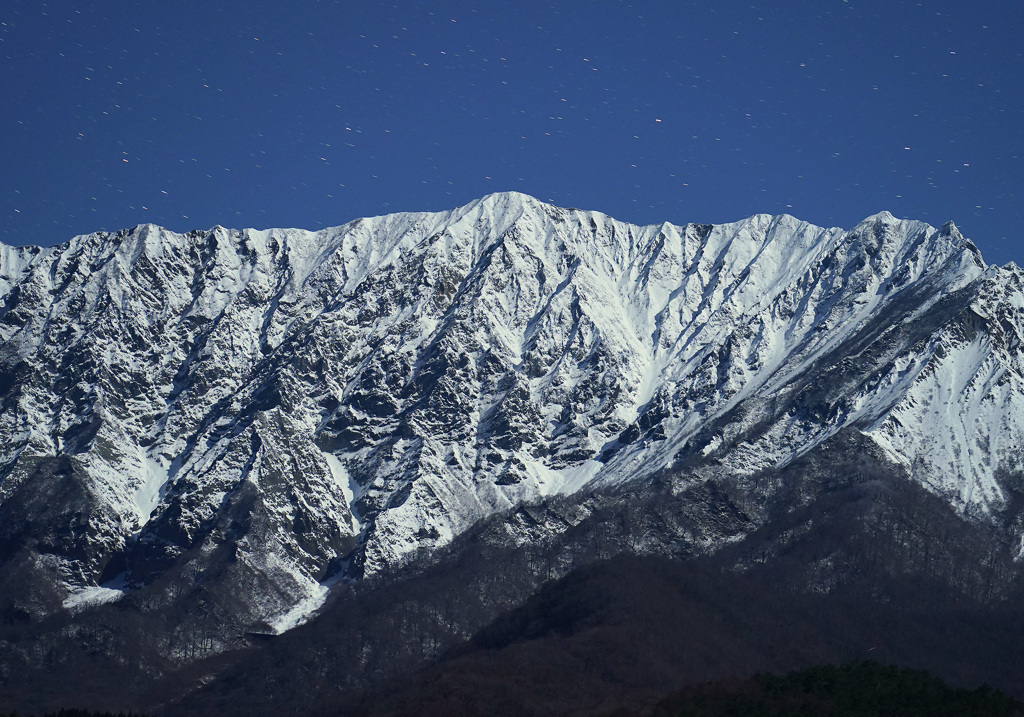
[0,192,1022,638]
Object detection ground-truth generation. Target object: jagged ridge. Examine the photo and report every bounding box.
[0,192,1022,635]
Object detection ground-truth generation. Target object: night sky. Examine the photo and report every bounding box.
[3,1,1022,265]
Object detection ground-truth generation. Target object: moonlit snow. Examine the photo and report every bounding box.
[2,192,1023,633]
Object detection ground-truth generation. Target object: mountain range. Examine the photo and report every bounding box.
[1,192,1023,714]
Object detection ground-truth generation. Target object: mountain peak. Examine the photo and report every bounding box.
[852,209,915,231]
[477,189,541,205]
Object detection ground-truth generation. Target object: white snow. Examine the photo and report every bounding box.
[266,582,329,634]
[62,576,126,611]
[135,451,169,528]
[321,450,362,534]
[531,459,605,497]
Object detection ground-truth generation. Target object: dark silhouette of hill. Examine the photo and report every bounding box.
[650,661,1024,717]
[333,555,1024,716]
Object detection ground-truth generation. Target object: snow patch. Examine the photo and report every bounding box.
[135,451,169,528]
[322,450,362,534]
[532,459,604,497]
[63,575,126,611]
[266,583,329,634]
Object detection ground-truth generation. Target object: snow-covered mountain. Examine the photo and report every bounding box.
[1,191,1022,635]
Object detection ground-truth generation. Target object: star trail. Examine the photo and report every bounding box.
[2,1,1022,264]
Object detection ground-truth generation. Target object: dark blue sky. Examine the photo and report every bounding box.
[3,1,1022,265]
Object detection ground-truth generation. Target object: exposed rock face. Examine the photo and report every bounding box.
[0,192,1022,634]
